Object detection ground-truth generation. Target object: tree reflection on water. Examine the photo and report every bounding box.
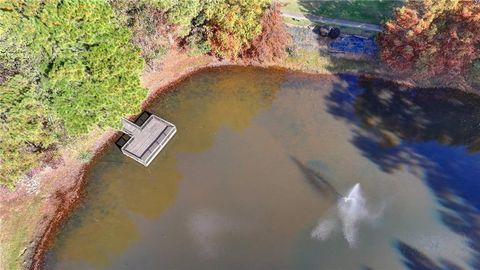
[326,75,480,270]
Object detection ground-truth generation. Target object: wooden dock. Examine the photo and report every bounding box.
[117,112,176,166]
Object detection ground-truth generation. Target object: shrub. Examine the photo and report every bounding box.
[163,0,204,38]
[467,59,480,86]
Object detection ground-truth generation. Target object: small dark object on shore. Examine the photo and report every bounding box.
[312,25,341,39]
[328,27,341,39]
[314,25,330,37]
[313,25,329,37]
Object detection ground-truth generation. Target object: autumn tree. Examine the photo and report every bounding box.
[378,0,480,77]
[203,0,270,59]
[114,0,276,60]
[241,2,292,63]
[110,0,174,70]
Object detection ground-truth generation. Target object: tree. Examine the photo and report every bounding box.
[0,0,146,186]
[0,75,62,187]
[111,0,273,59]
[241,2,291,63]
[204,0,270,59]
[110,0,173,71]
[378,0,480,77]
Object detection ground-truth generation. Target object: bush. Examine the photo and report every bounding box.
[0,75,62,187]
[467,59,480,86]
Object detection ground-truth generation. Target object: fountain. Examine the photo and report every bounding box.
[338,183,369,246]
[311,183,376,247]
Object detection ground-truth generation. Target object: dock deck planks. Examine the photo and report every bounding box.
[120,114,176,166]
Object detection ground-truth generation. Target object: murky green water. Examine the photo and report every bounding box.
[46,67,480,270]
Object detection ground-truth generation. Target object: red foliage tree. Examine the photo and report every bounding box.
[378,0,480,77]
[241,2,292,63]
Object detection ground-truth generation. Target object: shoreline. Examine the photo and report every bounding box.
[1,50,469,270]
[26,53,225,270]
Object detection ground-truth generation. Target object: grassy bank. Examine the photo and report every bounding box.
[284,16,378,37]
[1,198,42,269]
[281,0,404,24]
[285,49,378,73]
[0,128,115,270]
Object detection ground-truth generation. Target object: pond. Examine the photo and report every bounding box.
[45,67,480,270]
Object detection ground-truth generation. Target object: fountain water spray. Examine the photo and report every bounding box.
[338,183,369,246]
[311,183,380,247]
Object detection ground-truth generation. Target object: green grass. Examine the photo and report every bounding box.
[284,16,312,27]
[285,49,378,73]
[2,198,42,270]
[284,17,378,37]
[78,151,93,163]
[281,0,404,25]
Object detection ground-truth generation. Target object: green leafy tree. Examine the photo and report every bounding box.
[0,0,146,186]
[164,0,204,37]
[0,75,62,186]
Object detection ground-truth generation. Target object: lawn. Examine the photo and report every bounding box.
[281,0,405,25]
[284,16,378,37]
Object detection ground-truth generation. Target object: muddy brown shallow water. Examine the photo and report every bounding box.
[44,67,480,270]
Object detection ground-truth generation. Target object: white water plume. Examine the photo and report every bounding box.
[311,183,383,247]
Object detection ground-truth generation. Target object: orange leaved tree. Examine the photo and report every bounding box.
[378,0,480,77]
[241,2,292,63]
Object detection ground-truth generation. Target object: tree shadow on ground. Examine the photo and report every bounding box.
[324,75,480,269]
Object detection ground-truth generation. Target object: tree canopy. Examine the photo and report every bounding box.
[378,0,480,77]
[0,0,146,186]
[0,0,285,187]
[241,2,291,63]
[203,0,270,59]
[157,0,271,59]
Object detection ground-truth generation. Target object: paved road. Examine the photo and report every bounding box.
[282,11,383,32]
